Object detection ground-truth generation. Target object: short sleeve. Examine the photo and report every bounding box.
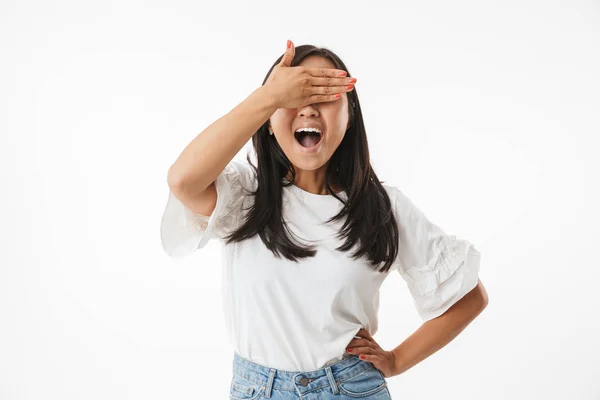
[391,187,481,322]
[159,159,255,258]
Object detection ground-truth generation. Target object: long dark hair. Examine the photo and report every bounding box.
[224,44,399,273]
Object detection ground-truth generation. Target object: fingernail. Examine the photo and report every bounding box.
[346,348,352,352]
[287,40,291,49]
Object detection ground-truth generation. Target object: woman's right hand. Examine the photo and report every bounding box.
[264,40,356,109]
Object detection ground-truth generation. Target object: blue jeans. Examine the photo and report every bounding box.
[229,352,392,399]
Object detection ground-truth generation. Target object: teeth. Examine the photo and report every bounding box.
[295,127,322,134]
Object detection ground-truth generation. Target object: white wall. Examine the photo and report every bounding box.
[1,0,598,398]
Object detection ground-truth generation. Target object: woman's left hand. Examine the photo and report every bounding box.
[345,328,398,378]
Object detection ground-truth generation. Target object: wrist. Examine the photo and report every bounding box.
[391,348,406,377]
[254,85,280,112]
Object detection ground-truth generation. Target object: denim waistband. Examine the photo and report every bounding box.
[232,351,379,398]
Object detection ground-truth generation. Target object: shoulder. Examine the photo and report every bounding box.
[379,182,420,220]
[380,182,402,208]
[381,183,398,198]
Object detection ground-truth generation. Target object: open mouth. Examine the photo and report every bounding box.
[294,130,323,148]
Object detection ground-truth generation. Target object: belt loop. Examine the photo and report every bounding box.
[263,368,276,398]
[324,366,339,394]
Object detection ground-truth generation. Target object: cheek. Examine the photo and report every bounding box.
[325,113,349,140]
[328,132,346,150]
[271,109,291,124]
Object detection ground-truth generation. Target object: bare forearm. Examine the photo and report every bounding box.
[167,85,277,193]
[391,280,488,376]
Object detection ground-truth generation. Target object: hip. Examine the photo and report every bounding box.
[229,351,392,399]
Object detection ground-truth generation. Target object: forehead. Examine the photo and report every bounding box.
[298,55,336,70]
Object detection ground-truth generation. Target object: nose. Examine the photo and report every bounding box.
[297,104,319,117]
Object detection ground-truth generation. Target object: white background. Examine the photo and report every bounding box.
[1,0,599,399]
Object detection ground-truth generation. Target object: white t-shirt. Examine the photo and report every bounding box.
[160,159,481,372]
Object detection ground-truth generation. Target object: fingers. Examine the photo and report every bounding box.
[346,345,374,356]
[308,75,356,103]
[357,328,374,341]
[305,66,348,77]
[310,84,354,96]
[347,338,372,349]
[309,93,343,104]
[310,76,357,87]
[279,39,295,68]
[346,328,380,356]
[308,82,354,104]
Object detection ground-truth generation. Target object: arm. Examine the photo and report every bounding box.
[167,86,278,214]
[391,279,489,376]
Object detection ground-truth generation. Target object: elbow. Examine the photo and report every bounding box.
[167,164,197,192]
[167,164,212,194]
[167,165,184,189]
[473,279,489,312]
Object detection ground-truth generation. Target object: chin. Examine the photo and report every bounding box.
[290,159,325,171]
[279,138,332,171]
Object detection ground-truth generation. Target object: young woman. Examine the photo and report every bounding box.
[160,40,488,399]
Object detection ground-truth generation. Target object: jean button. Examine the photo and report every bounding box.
[300,377,309,386]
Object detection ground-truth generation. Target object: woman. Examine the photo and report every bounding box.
[160,40,488,399]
